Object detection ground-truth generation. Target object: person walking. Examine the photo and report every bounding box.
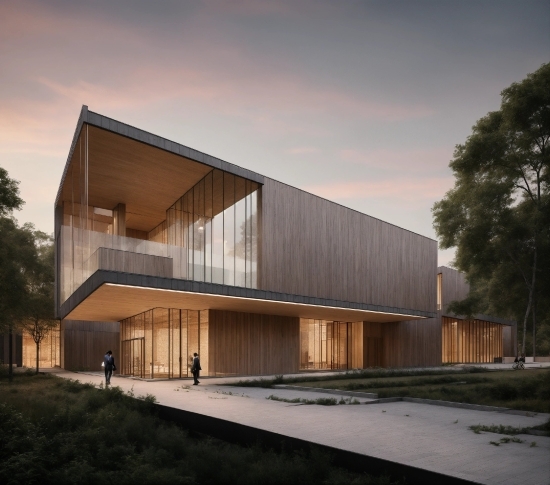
[103,350,116,385]
[191,352,201,385]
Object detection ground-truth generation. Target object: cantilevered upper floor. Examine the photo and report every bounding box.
[55,106,437,324]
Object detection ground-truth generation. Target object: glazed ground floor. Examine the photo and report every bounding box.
[114,307,515,378]
[7,308,516,375]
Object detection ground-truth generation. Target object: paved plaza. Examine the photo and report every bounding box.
[47,366,550,485]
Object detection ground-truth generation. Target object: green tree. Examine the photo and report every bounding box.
[0,218,37,381]
[433,63,550,357]
[19,234,57,374]
[0,167,24,216]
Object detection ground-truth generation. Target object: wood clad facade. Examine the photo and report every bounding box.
[260,178,437,312]
[208,310,300,376]
[60,320,120,371]
[92,247,173,278]
[437,266,516,361]
[438,266,469,313]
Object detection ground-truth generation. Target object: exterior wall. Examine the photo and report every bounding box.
[502,325,517,357]
[60,320,120,371]
[0,333,23,367]
[208,310,300,376]
[380,319,442,368]
[260,178,437,313]
[438,266,470,312]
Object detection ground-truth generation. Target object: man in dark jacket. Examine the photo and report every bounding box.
[104,350,115,385]
[191,352,201,385]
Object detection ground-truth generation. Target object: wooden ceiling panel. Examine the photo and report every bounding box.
[66,283,425,324]
[60,125,213,232]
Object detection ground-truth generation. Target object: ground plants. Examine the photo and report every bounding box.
[231,366,489,389]
[243,368,550,413]
[0,373,397,485]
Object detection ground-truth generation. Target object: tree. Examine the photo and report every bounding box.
[433,63,550,357]
[0,166,39,381]
[0,218,36,381]
[19,234,57,374]
[0,166,24,216]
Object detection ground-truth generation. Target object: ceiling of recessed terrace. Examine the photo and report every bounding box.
[59,125,213,232]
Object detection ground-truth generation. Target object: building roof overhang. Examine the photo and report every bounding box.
[55,106,264,232]
[59,271,434,323]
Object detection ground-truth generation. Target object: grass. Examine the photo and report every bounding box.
[0,372,397,485]
[230,366,489,388]
[266,395,338,405]
[469,424,531,435]
[265,395,361,405]
[231,368,550,413]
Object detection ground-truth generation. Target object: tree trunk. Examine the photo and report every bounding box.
[533,295,537,362]
[36,340,39,374]
[8,324,13,383]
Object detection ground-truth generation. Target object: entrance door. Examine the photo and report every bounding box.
[122,338,145,378]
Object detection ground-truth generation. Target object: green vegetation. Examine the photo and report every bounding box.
[299,369,550,413]
[0,373,396,485]
[233,368,550,413]
[231,366,489,388]
[432,62,550,357]
[489,437,525,446]
[0,166,56,378]
[469,424,531,435]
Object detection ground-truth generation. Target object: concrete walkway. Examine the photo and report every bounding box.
[44,367,550,485]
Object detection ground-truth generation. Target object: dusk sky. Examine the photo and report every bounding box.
[1,0,549,265]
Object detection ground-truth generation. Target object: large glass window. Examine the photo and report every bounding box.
[58,128,260,304]
[442,317,503,363]
[121,308,209,379]
[300,319,354,370]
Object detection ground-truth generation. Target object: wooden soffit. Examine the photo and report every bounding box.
[59,125,213,232]
[65,283,426,323]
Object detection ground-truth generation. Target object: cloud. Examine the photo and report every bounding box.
[286,146,321,155]
[303,177,454,204]
[339,147,453,172]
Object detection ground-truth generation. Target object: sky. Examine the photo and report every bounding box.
[1,0,549,266]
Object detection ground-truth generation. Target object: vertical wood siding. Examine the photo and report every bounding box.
[438,266,470,311]
[375,318,442,368]
[61,320,120,371]
[208,310,299,375]
[260,179,437,312]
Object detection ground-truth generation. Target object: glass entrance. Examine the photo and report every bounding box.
[122,338,145,378]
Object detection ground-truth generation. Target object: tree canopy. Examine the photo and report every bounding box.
[0,167,24,216]
[433,63,550,356]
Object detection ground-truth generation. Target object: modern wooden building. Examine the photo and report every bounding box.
[51,106,513,377]
[437,266,516,363]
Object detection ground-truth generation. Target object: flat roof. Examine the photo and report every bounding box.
[59,270,435,323]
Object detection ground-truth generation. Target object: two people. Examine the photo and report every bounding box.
[103,350,116,385]
[102,350,200,385]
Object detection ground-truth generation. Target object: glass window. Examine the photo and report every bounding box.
[223,173,235,286]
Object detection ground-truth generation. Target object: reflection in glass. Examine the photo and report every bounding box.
[59,131,261,303]
[441,317,503,363]
[121,308,209,379]
[300,319,354,370]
